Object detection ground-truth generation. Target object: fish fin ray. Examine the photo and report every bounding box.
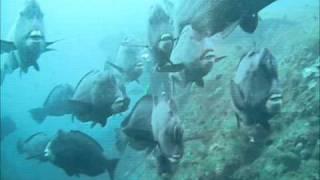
[1,40,16,54]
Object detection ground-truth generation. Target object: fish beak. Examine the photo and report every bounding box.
[158,33,174,54]
[135,62,144,70]
[168,154,182,163]
[111,97,129,113]
[266,94,283,114]
[44,141,55,161]
[200,49,217,63]
[28,30,44,41]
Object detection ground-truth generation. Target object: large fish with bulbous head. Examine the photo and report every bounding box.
[170,25,226,88]
[105,37,144,84]
[47,130,119,179]
[147,3,185,73]
[174,0,277,37]
[68,70,130,127]
[231,48,283,130]
[29,83,74,124]
[0,0,57,84]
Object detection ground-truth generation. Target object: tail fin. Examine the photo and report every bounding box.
[106,158,120,180]
[29,108,47,123]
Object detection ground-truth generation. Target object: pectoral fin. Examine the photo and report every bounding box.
[1,40,16,54]
[156,63,185,72]
[46,39,61,47]
[214,56,227,63]
[195,79,204,87]
[240,13,259,33]
[33,63,40,71]
[44,48,55,52]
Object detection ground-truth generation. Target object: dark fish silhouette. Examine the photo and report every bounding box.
[231,48,282,130]
[29,84,74,123]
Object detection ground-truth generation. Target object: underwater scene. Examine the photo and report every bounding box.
[0,0,319,180]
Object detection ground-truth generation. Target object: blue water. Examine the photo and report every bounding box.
[1,0,319,180]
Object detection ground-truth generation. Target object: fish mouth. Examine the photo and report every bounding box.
[160,33,173,41]
[168,154,182,163]
[135,62,144,68]
[28,30,44,41]
[44,141,55,161]
[141,53,150,61]
[268,94,282,101]
[111,97,130,113]
[200,49,216,61]
[266,94,283,114]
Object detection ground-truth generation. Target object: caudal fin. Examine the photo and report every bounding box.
[106,158,120,180]
[29,108,47,123]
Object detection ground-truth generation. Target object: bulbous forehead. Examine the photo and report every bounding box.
[20,0,43,19]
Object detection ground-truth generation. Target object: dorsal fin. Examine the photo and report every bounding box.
[24,132,46,143]
[43,85,59,106]
[1,40,16,54]
[45,39,62,47]
[69,130,104,152]
[105,61,125,74]
[121,95,153,128]
[74,70,97,94]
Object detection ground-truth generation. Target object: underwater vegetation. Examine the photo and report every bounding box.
[1,0,319,180]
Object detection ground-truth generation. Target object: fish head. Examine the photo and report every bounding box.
[153,95,184,163]
[17,132,50,160]
[157,33,174,55]
[159,119,184,163]
[132,60,144,77]
[258,49,283,114]
[14,0,45,51]
[236,48,282,114]
[171,25,217,76]
[110,80,130,114]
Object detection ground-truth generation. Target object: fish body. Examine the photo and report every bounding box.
[231,48,282,129]
[29,84,74,123]
[1,0,57,84]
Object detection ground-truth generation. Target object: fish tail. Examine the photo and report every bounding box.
[106,158,120,180]
[29,108,47,123]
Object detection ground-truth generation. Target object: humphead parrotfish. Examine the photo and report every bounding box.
[147,3,184,73]
[29,83,74,123]
[105,37,144,84]
[47,130,119,179]
[1,0,58,84]
[231,48,283,130]
[117,93,184,177]
[69,70,130,127]
[174,0,277,37]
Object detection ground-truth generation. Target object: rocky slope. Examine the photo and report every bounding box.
[138,3,319,180]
